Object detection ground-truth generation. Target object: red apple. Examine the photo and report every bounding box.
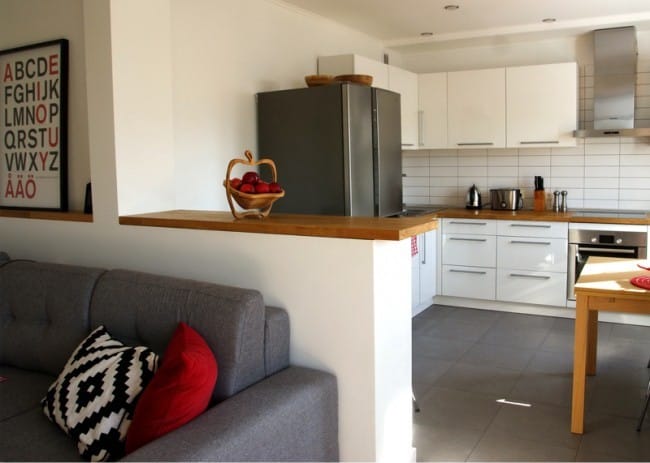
[255,181,270,194]
[229,177,242,190]
[239,183,255,194]
[242,171,259,185]
[268,182,283,193]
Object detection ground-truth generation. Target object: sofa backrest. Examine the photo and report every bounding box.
[89,269,273,402]
[0,261,105,375]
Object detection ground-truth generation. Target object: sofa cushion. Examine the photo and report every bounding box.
[0,407,81,462]
[42,326,158,462]
[125,322,217,454]
[0,366,55,422]
[0,261,105,376]
[90,269,266,402]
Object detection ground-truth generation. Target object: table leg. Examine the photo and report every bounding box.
[586,309,598,375]
[572,294,588,434]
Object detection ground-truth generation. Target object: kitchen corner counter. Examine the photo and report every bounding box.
[119,210,438,240]
[436,208,650,225]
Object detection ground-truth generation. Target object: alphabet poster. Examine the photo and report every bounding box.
[0,39,68,210]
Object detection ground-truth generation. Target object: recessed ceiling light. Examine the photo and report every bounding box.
[420,32,434,36]
[444,4,459,11]
[542,18,556,23]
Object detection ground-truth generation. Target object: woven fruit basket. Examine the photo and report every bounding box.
[223,150,284,219]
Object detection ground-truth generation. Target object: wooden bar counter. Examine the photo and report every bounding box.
[571,257,650,434]
[119,209,438,240]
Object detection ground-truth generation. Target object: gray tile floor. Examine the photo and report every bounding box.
[412,305,650,462]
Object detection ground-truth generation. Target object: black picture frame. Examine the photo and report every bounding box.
[0,39,68,211]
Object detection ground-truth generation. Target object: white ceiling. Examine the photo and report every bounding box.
[280,0,650,51]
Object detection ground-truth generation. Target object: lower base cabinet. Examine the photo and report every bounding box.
[441,265,496,300]
[496,269,567,307]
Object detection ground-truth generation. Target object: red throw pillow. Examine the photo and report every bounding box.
[125,322,218,454]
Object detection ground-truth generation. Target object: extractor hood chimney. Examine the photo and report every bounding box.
[575,26,650,137]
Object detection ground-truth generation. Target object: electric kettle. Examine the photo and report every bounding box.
[466,184,482,209]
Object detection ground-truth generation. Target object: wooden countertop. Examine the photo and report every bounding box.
[575,256,650,298]
[437,208,650,225]
[0,209,92,222]
[119,210,438,241]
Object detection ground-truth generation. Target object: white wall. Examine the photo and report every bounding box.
[1,0,90,211]
[170,0,387,211]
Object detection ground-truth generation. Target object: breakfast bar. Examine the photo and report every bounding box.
[571,257,650,434]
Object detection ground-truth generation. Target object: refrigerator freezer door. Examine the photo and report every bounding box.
[373,88,403,217]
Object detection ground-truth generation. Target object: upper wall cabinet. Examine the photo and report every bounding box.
[318,54,389,89]
[447,68,506,149]
[506,62,577,148]
[388,65,419,149]
[418,72,447,149]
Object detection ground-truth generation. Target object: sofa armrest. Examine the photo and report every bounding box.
[121,366,338,462]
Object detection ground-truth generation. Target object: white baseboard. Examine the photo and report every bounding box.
[433,296,650,327]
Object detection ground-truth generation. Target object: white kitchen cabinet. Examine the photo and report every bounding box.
[496,220,568,306]
[442,265,496,300]
[412,231,436,316]
[506,62,577,148]
[418,72,447,149]
[389,65,419,149]
[317,54,389,89]
[496,269,567,307]
[441,218,497,300]
[447,68,506,149]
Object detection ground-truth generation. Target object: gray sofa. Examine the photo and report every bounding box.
[0,257,338,461]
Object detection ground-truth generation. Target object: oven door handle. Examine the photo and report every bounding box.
[577,247,636,254]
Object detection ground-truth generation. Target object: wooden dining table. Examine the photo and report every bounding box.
[571,256,650,434]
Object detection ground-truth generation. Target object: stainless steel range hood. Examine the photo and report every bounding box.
[575,26,650,137]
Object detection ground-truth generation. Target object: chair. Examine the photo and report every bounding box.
[637,356,650,432]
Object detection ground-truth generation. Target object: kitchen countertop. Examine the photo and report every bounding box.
[435,208,650,225]
[119,209,438,240]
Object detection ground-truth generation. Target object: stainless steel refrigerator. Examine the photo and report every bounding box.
[256,83,403,216]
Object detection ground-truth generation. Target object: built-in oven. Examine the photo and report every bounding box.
[568,226,648,301]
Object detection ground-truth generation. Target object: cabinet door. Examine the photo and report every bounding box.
[317,54,389,89]
[389,65,419,148]
[497,269,567,307]
[448,68,506,148]
[506,62,577,147]
[442,234,496,267]
[418,73,447,149]
[442,265,496,299]
[419,231,437,304]
[497,236,568,272]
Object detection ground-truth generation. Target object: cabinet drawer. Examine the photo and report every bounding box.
[497,269,567,307]
[497,236,568,272]
[443,234,496,267]
[443,218,496,235]
[442,265,496,300]
[497,220,567,238]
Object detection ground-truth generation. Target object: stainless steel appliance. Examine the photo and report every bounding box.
[466,184,482,209]
[567,225,648,301]
[490,189,523,210]
[575,26,650,138]
[256,83,402,216]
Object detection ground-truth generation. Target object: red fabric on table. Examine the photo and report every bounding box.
[411,236,418,257]
[125,322,217,454]
[630,275,650,290]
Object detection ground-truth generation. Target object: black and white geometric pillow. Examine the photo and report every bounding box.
[42,326,158,462]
